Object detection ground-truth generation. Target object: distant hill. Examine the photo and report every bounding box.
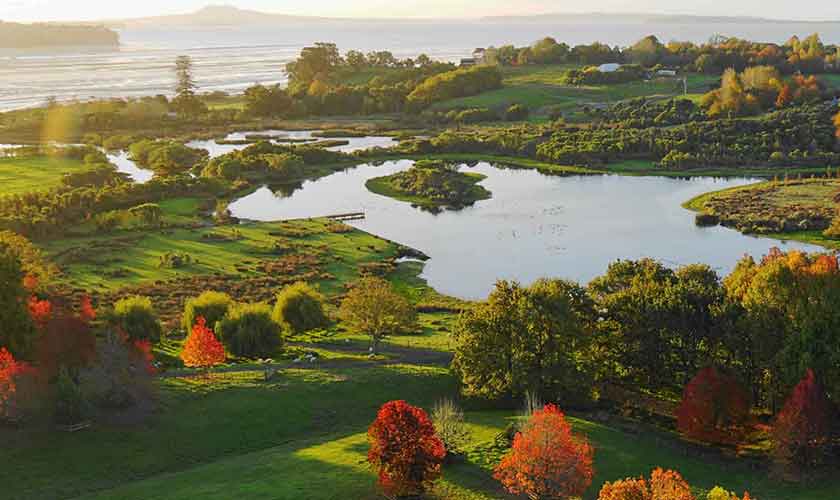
[106,5,330,28]
[0,21,119,49]
[480,12,839,24]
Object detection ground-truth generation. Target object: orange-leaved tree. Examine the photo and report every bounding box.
[495,403,594,500]
[180,317,226,369]
[367,400,445,498]
[772,368,835,469]
[599,468,694,500]
[676,366,750,445]
[0,347,40,421]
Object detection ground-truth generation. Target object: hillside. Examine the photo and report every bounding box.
[0,21,118,49]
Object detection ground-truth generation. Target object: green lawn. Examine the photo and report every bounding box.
[431,65,718,119]
[0,155,91,195]
[2,361,832,500]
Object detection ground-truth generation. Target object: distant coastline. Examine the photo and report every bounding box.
[0,21,119,49]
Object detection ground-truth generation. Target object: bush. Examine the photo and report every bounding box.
[111,296,163,343]
[182,291,234,332]
[368,400,445,497]
[431,398,471,458]
[495,404,594,499]
[406,65,503,110]
[505,104,529,121]
[272,282,329,334]
[218,303,283,358]
[54,367,87,425]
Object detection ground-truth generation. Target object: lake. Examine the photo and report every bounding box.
[4,20,840,111]
[228,160,826,300]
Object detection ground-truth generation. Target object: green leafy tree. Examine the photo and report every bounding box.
[218,303,283,358]
[452,278,595,403]
[0,249,36,359]
[339,277,416,355]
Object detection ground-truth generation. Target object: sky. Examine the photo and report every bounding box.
[2,0,839,22]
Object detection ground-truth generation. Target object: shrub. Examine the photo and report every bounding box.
[495,404,594,499]
[431,398,471,458]
[649,468,694,500]
[0,347,42,422]
[676,367,750,445]
[218,303,283,358]
[0,248,37,359]
[272,282,329,334]
[54,366,87,425]
[367,400,445,497]
[406,65,503,110]
[772,368,835,469]
[182,291,234,332]
[180,317,226,369]
[707,487,753,500]
[505,103,530,121]
[111,296,163,342]
[598,476,651,500]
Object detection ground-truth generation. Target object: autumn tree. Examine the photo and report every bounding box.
[676,367,750,445]
[180,316,226,370]
[834,110,840,138]
[725,250,840,405]
[367,400,445,498]
[772,369,835,469]
[339,277,416,355]
[0,347,39,421]
[453,279,594,403]
[495,404,594,500]
[599,468,695,500]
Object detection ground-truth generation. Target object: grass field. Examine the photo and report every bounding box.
[431,65,718,120]
[4,359,838,500]
[0,155,91,195]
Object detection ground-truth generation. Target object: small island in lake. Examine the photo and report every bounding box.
[366,160,492,212]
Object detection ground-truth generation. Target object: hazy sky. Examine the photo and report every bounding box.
[2,0,839,22]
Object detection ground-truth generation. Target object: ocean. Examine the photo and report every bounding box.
[2,20,840,111]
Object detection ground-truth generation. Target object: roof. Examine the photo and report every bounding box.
[597,63,621,72]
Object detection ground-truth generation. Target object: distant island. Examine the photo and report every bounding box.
[0,21,119,49]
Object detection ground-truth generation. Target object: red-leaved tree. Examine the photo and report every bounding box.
[180,317,226,370]
[495,404,594,500]
[676,367,750,445]
[598,468,694,500]
[35,304,97,380]
[772,368,835,469]
[0,347,40,421]
[367,400,445,498]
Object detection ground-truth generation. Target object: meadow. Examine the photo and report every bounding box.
[0,155,91,195]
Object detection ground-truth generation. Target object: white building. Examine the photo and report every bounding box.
[597,63,621,73]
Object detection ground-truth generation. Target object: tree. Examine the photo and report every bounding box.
[172,55,206,116]
[243,84,293,117]
[453,279,594,403]
[495,404,594,500]
[648,469,694,500]
[0,347,38,421]
[589,260,727,393]
[834,110,840,138]
[111,296,163,343]
[272,282,329,334]
[180,317,226,369]
[772,369,835,469]
[0,249,36,359]
[36,305,97,380]
[339,277,416,355]
[182,291,234,333]
[174,55,197,98]
[598,476,650,500]
[367,400,445,498]
[0,230,55,289]
[676,367,750,445]
[706,487,752,500]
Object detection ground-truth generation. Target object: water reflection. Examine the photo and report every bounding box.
[229,160,828,300]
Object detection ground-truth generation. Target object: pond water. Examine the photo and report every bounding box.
[186,130,397,159]
[106,150,155,183]
[228,160,827,300]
